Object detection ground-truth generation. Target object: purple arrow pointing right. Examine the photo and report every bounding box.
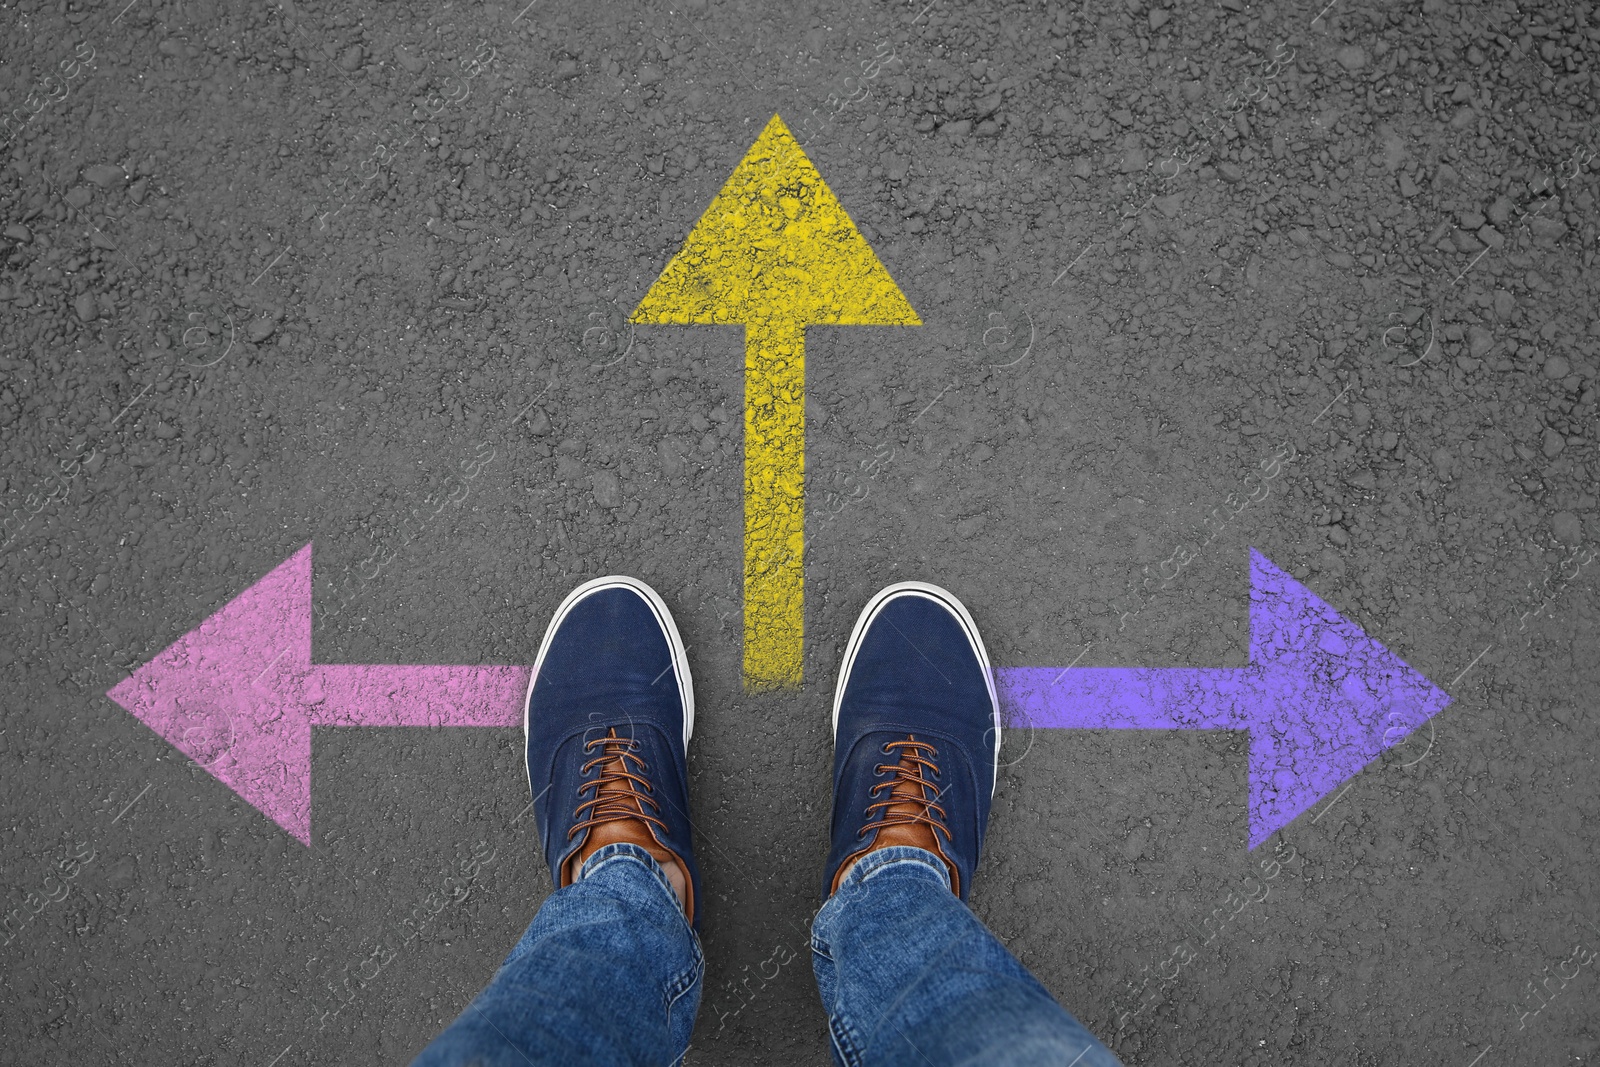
[997,549,1451,848]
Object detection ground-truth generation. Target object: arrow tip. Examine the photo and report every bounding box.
[1246,549,1450,847]
[631,112,920,327]
[107,544,316,844]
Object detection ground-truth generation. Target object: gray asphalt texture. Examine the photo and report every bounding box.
[3,0,1598,1063]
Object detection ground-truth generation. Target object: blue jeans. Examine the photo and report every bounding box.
[414,844,1119,1067]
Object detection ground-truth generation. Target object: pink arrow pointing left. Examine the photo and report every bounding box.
[106,544,528,844]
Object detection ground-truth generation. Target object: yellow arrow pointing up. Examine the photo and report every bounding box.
[633,114,920,690]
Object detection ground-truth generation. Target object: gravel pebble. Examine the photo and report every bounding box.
[394,46,426,74]
[83,163,125,187]
[1550,512,1583,544]
[591,470,622,508]
[1335,45,1367,71]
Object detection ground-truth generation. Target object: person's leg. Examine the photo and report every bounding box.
[812,846,1116,1067]
[815,583,1120,1067]
[414,843,700,1066]
[414,576,704,1067]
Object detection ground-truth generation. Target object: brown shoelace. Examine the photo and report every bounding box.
[861,737,951,844]
[568,731,667,843]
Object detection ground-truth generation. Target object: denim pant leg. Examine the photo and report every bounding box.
[413,843,703,1067]
[811,846,1121,1067]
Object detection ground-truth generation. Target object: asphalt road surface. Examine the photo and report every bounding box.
[2,0,1597,1063]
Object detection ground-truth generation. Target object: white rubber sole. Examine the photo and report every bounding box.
[523,576,695,796]
[831,581,1000,795]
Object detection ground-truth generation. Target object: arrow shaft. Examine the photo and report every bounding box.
[744,320,806,689]
[998,666,1259,731]
[312,665,529,727]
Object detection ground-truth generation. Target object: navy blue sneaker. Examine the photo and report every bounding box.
[824,582,999,902]
[524,576,701,927]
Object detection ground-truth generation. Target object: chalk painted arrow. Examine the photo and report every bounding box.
[632,113,920,691]
[106,544,527,845]
[997,550,1451,848]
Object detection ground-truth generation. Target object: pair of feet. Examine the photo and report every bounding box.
[525,577,1001,927]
